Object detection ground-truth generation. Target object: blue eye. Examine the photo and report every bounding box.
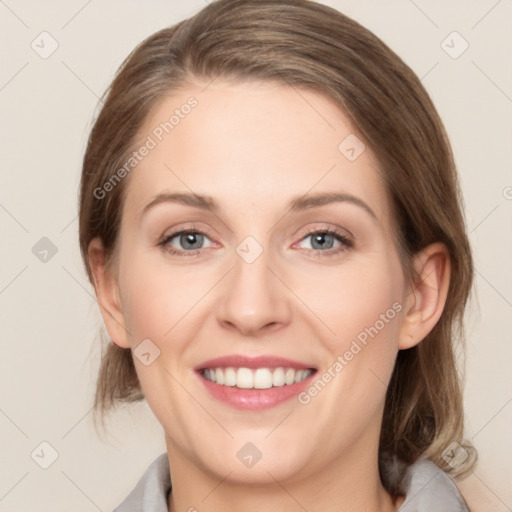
[160,230,212,255]
[297,229,353,255]
[306,232,337,250]
[159,227,353,258]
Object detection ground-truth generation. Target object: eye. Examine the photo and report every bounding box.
[159,229,214,255]
[295,228,353,256]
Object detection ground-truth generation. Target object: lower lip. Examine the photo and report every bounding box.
[198,372,315,410]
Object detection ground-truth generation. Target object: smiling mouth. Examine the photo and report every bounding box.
[200,367,315,389]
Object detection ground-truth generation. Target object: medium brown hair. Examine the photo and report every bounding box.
[79,0,475,495]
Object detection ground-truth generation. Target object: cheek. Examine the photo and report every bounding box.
[294,253,404,411]
[302,252,404,412]
[116,250,204,431]
[118,250,206,345]
[296,253,404,353]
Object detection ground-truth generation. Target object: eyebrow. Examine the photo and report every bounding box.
[141,191,376,219]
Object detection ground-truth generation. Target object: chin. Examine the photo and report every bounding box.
[189,434,315,486]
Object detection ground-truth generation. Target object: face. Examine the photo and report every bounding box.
[108,80,410,484]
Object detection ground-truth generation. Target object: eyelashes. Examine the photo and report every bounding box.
[297,227,353,256]
[159,230,213,256]
[158,226,353,258]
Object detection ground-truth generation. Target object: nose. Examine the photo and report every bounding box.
[215,244,292,337]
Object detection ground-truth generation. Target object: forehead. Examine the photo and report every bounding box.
[122,80,390,226]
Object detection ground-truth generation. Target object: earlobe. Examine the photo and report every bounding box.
[398,242,451,350]
[88,238,131,349]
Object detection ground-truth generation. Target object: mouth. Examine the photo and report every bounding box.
[201,366,314,389]
[195,355,317,410]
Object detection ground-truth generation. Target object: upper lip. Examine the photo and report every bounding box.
[195,355,316,371]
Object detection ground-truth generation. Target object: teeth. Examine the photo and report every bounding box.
[202,367,313,389]
[295,369,308,383]
[254,368,273,389]
[224,367,237,386]
[237,368,253,389]
[285,368,295,385]
[272,367,285,387]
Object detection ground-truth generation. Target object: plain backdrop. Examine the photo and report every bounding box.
[1,1,511,511]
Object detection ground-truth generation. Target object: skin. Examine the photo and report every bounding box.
[89,80,450,512]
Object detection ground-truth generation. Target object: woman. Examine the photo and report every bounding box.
[79,0,475,510]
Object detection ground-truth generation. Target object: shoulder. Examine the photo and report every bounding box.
[113,453,171,512]
[399,458,469,511]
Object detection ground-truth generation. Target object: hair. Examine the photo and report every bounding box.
[78,0,476,497]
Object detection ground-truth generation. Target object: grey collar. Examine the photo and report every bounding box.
[114,453,468,511]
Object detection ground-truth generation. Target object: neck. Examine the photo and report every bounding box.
[165,438,402,512]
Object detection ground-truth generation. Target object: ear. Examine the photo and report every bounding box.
[398,242,451,350]
[88,238,131,349]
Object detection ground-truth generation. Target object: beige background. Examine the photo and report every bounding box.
[1,1,511,510]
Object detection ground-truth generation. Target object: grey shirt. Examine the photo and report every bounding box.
[113,453,469,511]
